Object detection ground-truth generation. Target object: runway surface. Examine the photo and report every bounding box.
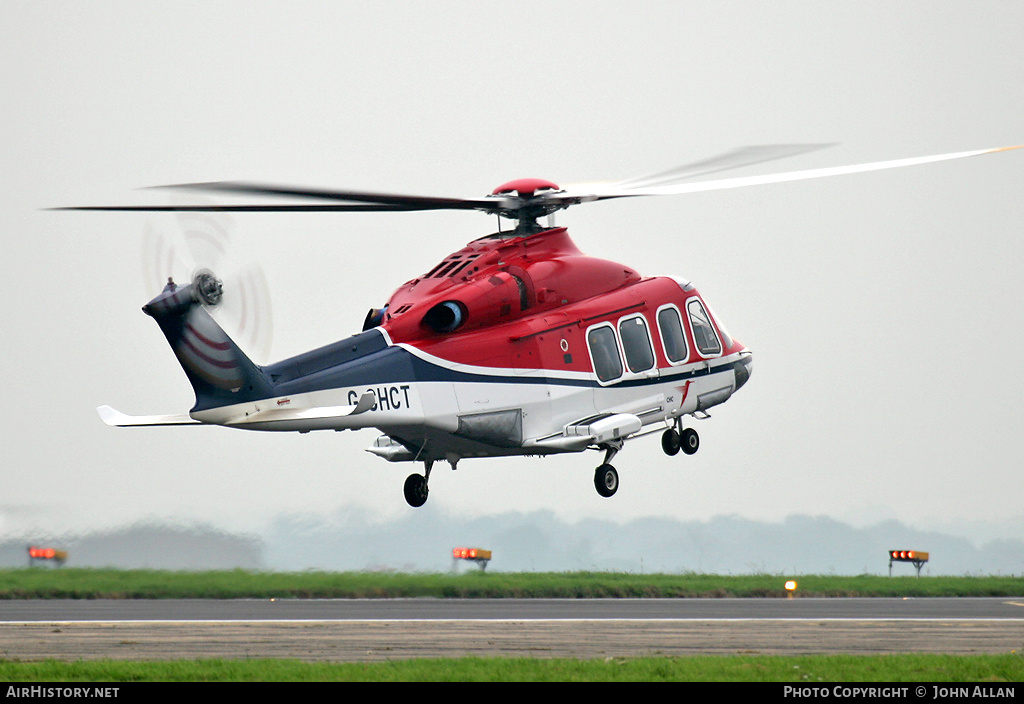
[1,598,1022,661]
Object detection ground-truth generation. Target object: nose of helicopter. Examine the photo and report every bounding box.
[734,351,753,391]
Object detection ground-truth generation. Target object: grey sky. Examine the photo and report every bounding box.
[3,2,1022,545]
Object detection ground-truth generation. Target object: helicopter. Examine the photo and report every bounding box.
[66,143,1020,507]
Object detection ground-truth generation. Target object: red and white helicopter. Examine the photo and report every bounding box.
[68,144,1020,507]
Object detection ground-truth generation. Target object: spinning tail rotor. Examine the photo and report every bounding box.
[138,206,275,410]
[142,204,273,363]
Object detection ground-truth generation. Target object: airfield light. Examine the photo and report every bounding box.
[889,549,929,577]
[452,547,492,571]
[27,546,67,566]
[784,580,797,598]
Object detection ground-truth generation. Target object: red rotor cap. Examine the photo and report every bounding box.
[491,178,560,198]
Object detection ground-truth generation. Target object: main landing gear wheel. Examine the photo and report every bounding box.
[663,424,699,457]
[404,460,433,508]
[594,464,619,498]
[661,428,680,456]
[680,427,699,455]
[404,474,428,507]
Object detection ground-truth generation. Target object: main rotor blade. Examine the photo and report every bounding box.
[54,203,431,212]
[611,143,837,189]
[52,144,1020,219]
[554,145,1023,204]
[53,181,514,214]
[155,181,503,211]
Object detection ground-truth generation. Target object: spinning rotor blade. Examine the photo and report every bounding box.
[62,203,434,212]
[54,144,1021,226]
[57,181,511,214]
[610,143,837,189]
[557,145,1024,204]
[155,181,505,212]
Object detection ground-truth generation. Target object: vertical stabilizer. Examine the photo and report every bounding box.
[143,277,274,412]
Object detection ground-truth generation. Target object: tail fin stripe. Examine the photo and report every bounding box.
[174,345,244,390]
[183,321,232,351]
[145,283,269,403]
[179,335,240,370]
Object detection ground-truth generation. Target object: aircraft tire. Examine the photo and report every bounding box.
[404,473,428,507]
[661,428,681,456]
[594,464,618,498]
[680,428,699,455]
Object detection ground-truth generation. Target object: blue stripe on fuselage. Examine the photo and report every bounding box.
[263,329,736,400]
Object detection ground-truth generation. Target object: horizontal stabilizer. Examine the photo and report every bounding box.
[97,405,199,427]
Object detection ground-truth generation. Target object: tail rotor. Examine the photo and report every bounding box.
[141,199,273,363]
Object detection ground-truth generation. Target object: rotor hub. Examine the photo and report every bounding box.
[490,178,560,199]
[192,269,223,307]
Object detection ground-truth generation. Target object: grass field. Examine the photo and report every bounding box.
[1,568,1021,682]
[0,654,1021,682]
[0,567,1022,599]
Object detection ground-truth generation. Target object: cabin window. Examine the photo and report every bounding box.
[657,305,689,364]
[587,325,623,382]
[618,315,655,373]
[687,298,722,356]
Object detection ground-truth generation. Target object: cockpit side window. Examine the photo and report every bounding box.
[657,305,689,364]
[706,303,734,350]
[587,324,623,382]
[687,298,722,356]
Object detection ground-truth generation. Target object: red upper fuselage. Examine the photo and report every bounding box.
[379,227,743,375]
